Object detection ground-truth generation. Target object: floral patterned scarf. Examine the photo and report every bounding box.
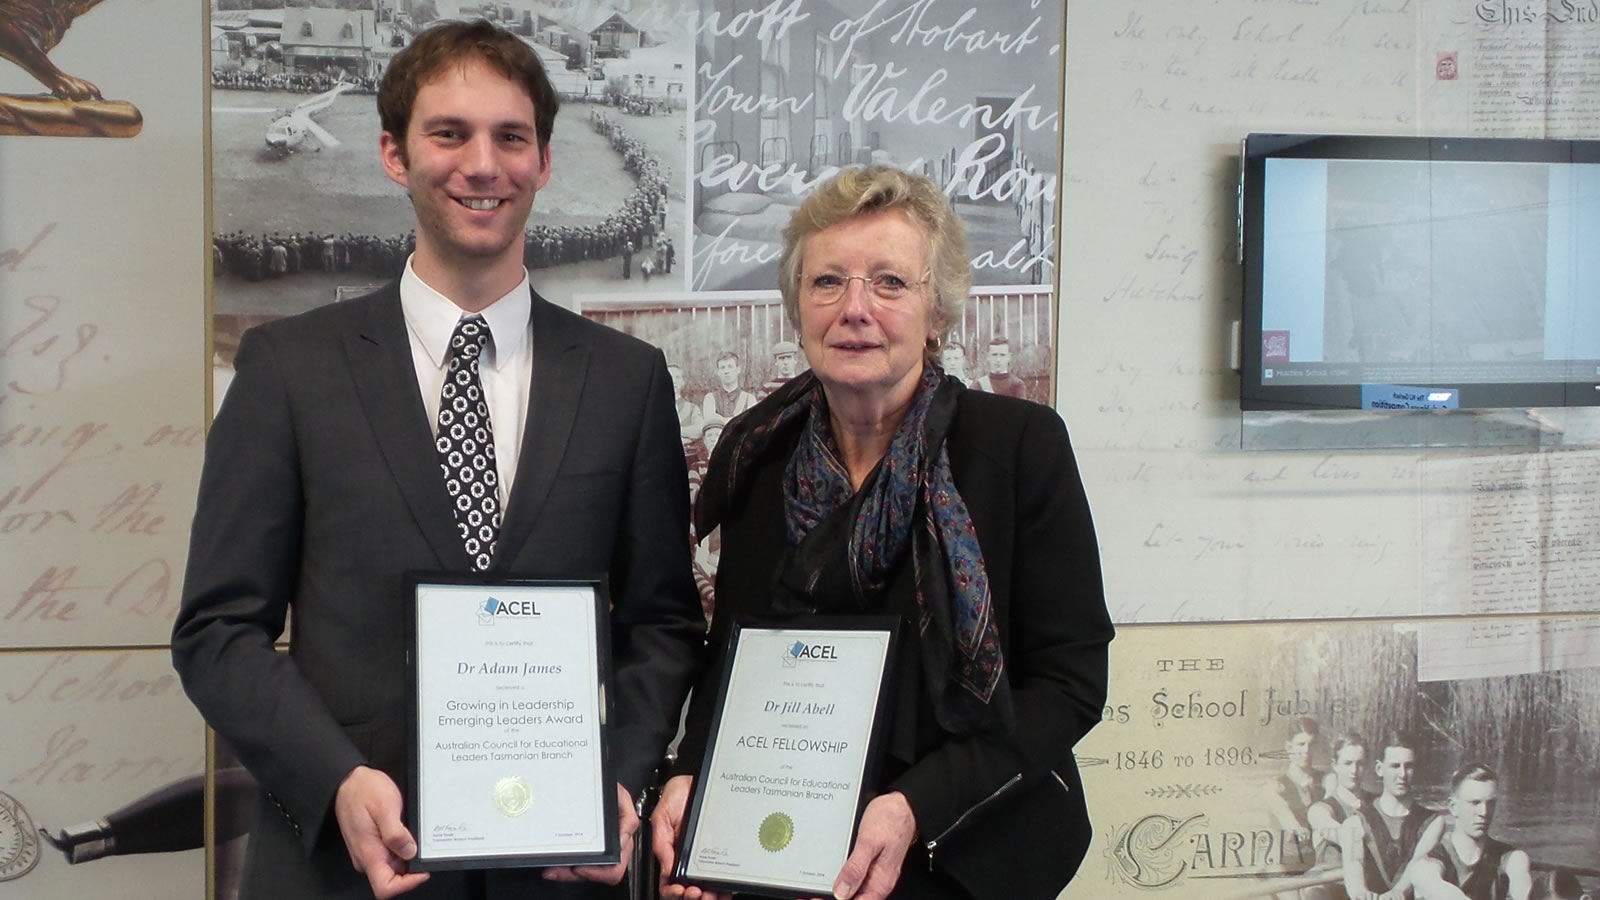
[697,365,1012,735]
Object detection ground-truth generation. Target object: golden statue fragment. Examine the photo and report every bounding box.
[0,0,142,137]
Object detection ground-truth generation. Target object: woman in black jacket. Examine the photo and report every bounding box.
[651,165,1113,900]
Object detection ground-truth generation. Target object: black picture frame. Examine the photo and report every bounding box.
[404,572,619,871]
[672,614,901,899]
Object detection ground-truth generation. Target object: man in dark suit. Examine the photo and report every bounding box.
[172,20,702,900]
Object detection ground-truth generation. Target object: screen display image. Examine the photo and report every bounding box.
[1241,135,1600,411]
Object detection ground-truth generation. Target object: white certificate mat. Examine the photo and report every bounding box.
[412,581,610,864]
[682,625,894,896]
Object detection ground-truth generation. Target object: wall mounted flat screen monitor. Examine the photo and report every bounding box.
[1240,133,1600,411]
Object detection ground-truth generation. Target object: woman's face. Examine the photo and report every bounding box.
[796,209,936,406]
[1333,744,1366,792]
[1285,731,1314,770]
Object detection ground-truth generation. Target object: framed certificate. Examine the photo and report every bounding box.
[405,574,619,871]
[674,616,900,898]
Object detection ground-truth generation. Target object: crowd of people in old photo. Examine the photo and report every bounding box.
[211,101,674,286]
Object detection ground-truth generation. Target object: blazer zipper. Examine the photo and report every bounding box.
[924,772,1022,871]
[1050,768,1071,796]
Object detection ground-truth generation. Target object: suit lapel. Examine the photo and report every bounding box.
[493,290,589,570]
[344,285,473,571]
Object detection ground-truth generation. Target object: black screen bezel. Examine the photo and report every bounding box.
[1239,132,1600,411]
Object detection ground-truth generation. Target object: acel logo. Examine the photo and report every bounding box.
[478,596,540,625]
[782,640,839,666]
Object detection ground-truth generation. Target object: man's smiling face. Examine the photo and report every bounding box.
[380,57,551,273]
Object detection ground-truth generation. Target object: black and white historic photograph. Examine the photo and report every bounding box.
[690,0,1060,291]
[578,284,1056,451]
[1071,621,1600,899]
[209,0,694,323]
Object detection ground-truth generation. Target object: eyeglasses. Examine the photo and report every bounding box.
[802,272,929,305]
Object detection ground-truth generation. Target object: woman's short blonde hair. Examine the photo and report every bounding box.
[778,166,971,363]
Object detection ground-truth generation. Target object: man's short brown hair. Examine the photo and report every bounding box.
[378,19,559,158]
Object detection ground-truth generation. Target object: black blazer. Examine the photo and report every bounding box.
[172,285,703,899]
[676,389,1113,900]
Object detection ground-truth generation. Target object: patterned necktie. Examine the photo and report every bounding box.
[436,314,501,570]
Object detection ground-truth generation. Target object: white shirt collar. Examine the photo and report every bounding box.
[399,254,531,371]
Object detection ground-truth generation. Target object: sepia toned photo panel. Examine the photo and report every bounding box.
[1068,618,1600,899]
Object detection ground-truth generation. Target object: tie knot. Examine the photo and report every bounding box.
[450,315,490,362]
